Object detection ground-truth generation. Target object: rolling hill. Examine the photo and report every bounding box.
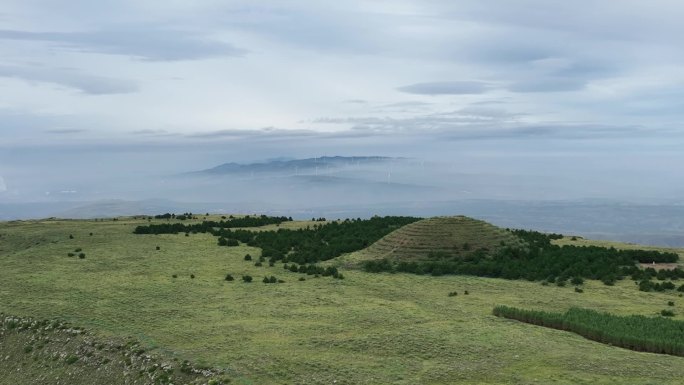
[346,216,526,265]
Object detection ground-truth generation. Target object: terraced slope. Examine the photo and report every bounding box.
[356,216,526,262]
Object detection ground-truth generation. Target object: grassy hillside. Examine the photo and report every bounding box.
[2,216,684,384]
[346,216,525,265]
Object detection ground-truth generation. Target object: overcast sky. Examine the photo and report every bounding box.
[1,1,683,202]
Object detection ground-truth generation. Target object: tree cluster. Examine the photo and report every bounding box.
[493,305,684,357]
[363,229,680,289]
[133,215,293,234]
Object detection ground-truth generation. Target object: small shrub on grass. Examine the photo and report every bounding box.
[74,248,82,252]
[677,284,684,292]
[464,290,469,295]
[668,301,675,306]
[78,253,86,259]
[225,274,234,281]
[190,274,195,279]
[263,276,270,283]
[571,277,584,285]
[661,309,675,317]
[556,280,567,287]
[244,254,252,261]
[185,233,189,237]
[67,253,74,257]
[254,261,263,267]
[298,277,306,281]
[242,275,253,283]
[448,292,458,297]
[278,279,285,283]
[69,234,74,239]
[89,232,93,236]
[65,355,79,364]
[269,260,275,267]
[574,287,584,293]
[172,274,177,278]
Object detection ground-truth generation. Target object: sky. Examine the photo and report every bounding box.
[1,1,683,204]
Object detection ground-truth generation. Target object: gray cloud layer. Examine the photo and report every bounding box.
[0,27,246,61]
[0,65,138,94]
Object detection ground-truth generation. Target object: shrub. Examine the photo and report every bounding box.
[556,280,567,287]
[67,253,75,257]
[571,236,577,241]
[156,246,160,250]
[661,309,675,317]
[172,274,177,278]
[242,275,253,283]
[263,276,270,283]
[298,277,306,281]
[574,287,584,293]
[74,248,82,252]
[78,253,86,259]
[570,277,584,285]
[278,279,285,283]
[69,234,74,239]
[244,254,252,261]
[464,290,469,295]
[255,262,263,267]
[65,355,79,364]
[668,301,675,306]
[337,273,345,279]
[448,291,458,297]
[185,233,189,237]
[225,274,234,281]
[269,260,275,267]
[269,276,277,283]
[190,274,195,279]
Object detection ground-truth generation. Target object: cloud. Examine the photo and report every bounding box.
[0,27,246,61]
[0,176,6,192]
[45,129,87,134]
[0,65,138,94]
[398,81,491,95]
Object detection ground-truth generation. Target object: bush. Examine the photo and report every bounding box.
[570,277,584,285]
[225,274,234,281]
[244,254,252,261]
[298,277,306,281]
[278,279,285,283]
[464,290,469,295]
[74,248,82,252]
[172,274,177,278]
[668,301,675,306]
[67,253,75,257]
[661,309,675,317]
[255,262,263,267]
[69,235,74,239]
[156,246,160,250]
[448,291,458,297]
[556,280,567,287]
[574,287,584,293]
[65,355,79,364]
[263,276,270,283]
[242,275,253,283]
[78,253,86,259]
[190,274,195,279]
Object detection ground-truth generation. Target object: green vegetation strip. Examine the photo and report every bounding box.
[493,305,684,357]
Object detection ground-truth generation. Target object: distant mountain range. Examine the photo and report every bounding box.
[188,156,397,176]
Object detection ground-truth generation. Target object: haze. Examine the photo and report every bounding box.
[1,1,683,243]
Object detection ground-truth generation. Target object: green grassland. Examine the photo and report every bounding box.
[2,217,684,384]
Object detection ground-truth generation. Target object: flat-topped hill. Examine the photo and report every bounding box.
[356,215,526,262]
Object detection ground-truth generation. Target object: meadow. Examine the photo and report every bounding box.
[2,216,684,384]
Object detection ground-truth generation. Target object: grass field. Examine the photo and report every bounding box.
[2,217,684,384]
